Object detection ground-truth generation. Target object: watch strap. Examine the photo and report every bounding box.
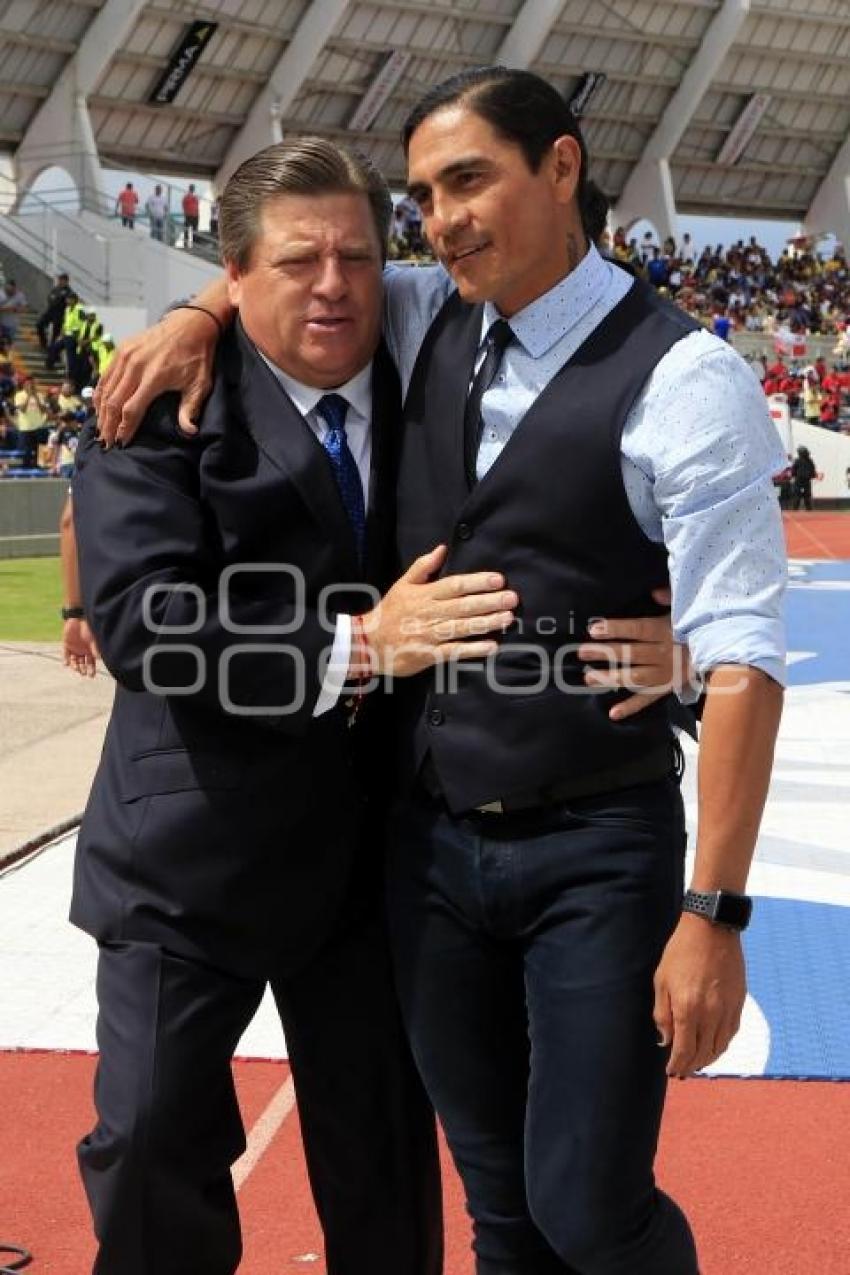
[682,888,752,931]
[61,606,85,620]
[682,889,717,921]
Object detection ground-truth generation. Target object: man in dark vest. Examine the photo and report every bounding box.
[71,138,523,1275]
[381,69,784,1274]
[90,69,785,1275]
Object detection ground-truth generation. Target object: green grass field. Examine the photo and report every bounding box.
[0,556,63,641]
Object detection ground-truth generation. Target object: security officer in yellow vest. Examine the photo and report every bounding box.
[91,332,116,383]
[47,291,86,382]
[75,310,102,390]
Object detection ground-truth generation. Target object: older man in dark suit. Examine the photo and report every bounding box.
[72,138,516,1275]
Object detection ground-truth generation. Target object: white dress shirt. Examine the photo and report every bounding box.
[261,356,373,499]
[258,351,373,714]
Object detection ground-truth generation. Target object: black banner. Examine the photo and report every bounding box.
[148,21,218,106]
[568,72,606,118]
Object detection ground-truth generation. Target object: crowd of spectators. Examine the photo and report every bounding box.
[100,179,850,430]
[609,229,850,443]
[0,266,115,478]
[608,226,850,340]
[386,211,850,431]
[387,204,849,336]
[757,353,850,431]
[2,217,849,485]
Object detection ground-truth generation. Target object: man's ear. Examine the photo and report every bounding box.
[551,135,582,205]
[224,259,241,308]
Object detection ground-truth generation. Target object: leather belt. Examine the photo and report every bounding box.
[419,742,678,817]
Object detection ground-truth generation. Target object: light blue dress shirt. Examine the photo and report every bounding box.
[382,246,787,685]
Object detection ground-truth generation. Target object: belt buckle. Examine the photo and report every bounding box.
[475,799,504,814]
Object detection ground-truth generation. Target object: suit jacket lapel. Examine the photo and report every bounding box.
[227,320,360,578]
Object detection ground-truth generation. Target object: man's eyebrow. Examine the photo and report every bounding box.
[270,242,318,259]
[270,240,376,262]
[407,154,492,198]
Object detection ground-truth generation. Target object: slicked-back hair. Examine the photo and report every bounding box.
[402,66,607,244]
[220,137,393,270]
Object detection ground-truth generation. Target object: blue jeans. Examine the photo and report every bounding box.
[386,775,698,1275]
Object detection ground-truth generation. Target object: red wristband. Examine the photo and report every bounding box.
[350,614,371,681]
[348,615,375,724]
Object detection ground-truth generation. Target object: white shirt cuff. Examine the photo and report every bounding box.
[313,614,352,717]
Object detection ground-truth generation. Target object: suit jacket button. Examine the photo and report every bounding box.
[456,522,473,540]
[428,708,445,726]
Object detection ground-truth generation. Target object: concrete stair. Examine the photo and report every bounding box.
[9,312,68,389]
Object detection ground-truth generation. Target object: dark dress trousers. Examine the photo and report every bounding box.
[386,280,702,1274]
[72,321,442,1275]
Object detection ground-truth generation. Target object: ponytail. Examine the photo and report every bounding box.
[579,179,610,248]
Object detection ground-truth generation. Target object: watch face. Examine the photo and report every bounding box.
[715,891,753,930]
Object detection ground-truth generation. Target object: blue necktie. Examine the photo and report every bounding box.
[316,393,366,564]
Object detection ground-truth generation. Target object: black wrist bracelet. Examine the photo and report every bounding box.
[170,303,225,335]
[61,606,85,621]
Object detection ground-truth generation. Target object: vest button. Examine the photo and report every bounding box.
[456,522,473,541]
[428,707,445,726]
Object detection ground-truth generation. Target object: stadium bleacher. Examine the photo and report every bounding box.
[0,261,113,480]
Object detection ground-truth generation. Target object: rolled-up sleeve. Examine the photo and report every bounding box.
[627,331,788,686]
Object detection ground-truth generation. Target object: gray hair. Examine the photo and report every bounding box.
[219,137,393,270]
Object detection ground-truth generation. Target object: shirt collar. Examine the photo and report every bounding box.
[482,242,612,358]
[258,349,373,422]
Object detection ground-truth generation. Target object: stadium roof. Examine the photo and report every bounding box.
[1,0,849,234]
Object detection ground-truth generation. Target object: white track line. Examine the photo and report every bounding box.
[787,516,839,560]
[233,1074,297,1193]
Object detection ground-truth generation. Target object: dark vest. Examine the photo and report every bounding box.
[395,276,700,813]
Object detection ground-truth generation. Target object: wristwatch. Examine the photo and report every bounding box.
[61,606,85,621]
[682,888,752,932]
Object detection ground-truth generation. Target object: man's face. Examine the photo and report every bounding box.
[226,191,383,388]
[406,106,582,316]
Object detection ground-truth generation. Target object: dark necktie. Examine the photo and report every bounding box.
[316,393,366,564]
[463,318,513,485]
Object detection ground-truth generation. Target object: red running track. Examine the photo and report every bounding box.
[4,512,849,1272]
[783,509,850,560]
[2,1051,848,1274]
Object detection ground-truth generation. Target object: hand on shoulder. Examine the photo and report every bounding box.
[94,306,222,448]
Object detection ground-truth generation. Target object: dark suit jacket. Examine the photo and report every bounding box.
[72,321,399,976]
